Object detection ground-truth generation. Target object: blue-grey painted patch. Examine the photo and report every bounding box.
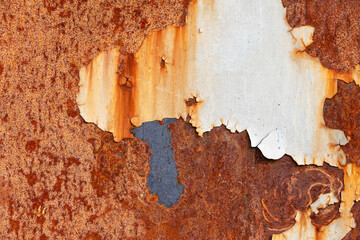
[131,118,183,208]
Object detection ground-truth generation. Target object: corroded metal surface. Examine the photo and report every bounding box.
[169,120,344,239]
[78,0,351,166]
[85,120,347,239]
[2,0,360,239]
[323,80,360,239]
[324,80,360,166]
[282,0,360,70]
[0,0,189,238]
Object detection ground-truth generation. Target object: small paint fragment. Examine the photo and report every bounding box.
[131,118,183,208]
[290,26,314,51]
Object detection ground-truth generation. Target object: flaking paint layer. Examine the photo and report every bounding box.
[77,0,353,166]
[274,80,360,239]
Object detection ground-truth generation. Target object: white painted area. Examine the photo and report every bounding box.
[290,26,315,51]
[77,0,355,166]
[78,49,121,132]
[186,0,348,166]
[310,192,339,214]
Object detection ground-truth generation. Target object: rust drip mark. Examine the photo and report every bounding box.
[185,96,203,123]
[114,54,137,139]
[77,0,199,142]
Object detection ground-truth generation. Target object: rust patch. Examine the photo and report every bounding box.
[89,130,150,198]
[185,96,203,122]
[324,80,360,165]
[343,201,360,239]
[282,0,360,70]
[66,99,79,118]
[311,202,341,227]
[262,168,343,232]
[25,172,38,187]
[25,140,39,153]
[167,120,343,239]
[77,120,344,239]
[0,0,191,238]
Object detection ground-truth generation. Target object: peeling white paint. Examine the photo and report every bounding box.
[290,26,315,51]
[77,0,357,166]
[310,192,339,214]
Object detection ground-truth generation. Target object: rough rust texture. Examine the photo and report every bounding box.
[324,80,360,239]
[282,0,360,70]
[343,201,360,239]
[0,0,350,239]
[83,120,345,239]
[0,0,189,238]
[169,120,344,239]
[324,80,360,165]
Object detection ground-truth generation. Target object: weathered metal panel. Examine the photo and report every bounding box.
[3,0,360,239]
[78,0,351,166]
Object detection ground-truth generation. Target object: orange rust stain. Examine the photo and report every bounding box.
[79,0,200,141]
[185,96,203,123]
[113,54,137,139]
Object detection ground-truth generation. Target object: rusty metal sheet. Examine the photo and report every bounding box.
[77,0,353,166]
[3,0,360,239]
